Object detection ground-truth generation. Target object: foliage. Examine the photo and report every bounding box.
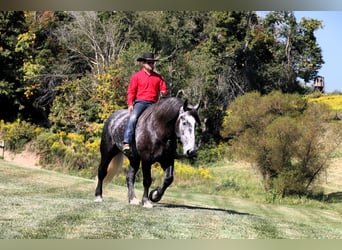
[0,11,27,121]
[175,162,212,182]
[93,65,127,121]
[195,140,228,164]
[49,77,100,134]
[222,91,342,196]
[307,94,342,111]
[35,130,100,177]
[49,67,127,135]
[0,11,330,188]
[112,160,212,188]
[118,41,154,84]
[1,11,325,136]
[191,11,258,139]
[0,119,40,152]
[262,12,323,90]
[56,11,134,75]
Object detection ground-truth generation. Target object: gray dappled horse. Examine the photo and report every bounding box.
[95,97,201,208]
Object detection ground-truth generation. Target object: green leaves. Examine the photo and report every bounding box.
[0,11,326,149]
[222,91,339,196]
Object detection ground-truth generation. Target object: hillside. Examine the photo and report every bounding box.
[0,155,341,239]
[307,94,342,119]
[307,94,342,110]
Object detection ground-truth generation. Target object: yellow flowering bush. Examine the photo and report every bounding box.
[307,94,342,111]
[174,161,212,183]
[0,119,38,152]
[94,65,126,121]
[36,130,101,177]
[112,159,212,187]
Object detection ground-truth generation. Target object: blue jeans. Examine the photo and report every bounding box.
[123,100,154,144]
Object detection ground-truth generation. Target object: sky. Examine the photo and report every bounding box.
[258,11,342,93]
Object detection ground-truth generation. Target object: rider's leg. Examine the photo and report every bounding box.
[123,101,153,150]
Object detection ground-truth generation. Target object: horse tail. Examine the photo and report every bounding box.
[103,153,124,184]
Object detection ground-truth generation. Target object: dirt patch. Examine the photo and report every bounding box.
[320,157,342,193]
[3,145,40,169]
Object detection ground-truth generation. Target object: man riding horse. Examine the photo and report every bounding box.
[95,52,201,207]
[122,52,168,156]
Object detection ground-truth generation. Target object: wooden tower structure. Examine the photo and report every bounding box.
[313,75,325,92]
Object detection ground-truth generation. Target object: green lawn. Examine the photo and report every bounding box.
[0,158,341,239]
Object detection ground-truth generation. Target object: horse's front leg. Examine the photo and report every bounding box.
[126,160,140,205]
[149,162,174,203]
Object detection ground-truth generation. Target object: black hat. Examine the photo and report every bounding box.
[137,52,159,62]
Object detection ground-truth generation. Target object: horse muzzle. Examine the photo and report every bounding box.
[186,148,197,157]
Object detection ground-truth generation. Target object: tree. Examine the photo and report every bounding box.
[0,11,27,121]
[49,77,99,134]
[16,11,71,125]
[0,10,326,149]
[187,11,259,141]
[296,17,324,84]
[133,11,209,96]
[118,41,153,83]
[56,11,135,75]
[0,11,76,125]
[262,11,324,92]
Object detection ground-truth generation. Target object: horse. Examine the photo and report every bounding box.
[94,97,201,208]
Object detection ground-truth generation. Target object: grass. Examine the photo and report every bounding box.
[0,156,341,239]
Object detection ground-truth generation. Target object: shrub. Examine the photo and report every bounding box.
[222,91,342,196]
[195,140,227,164]
[112,160,212,188]
[307,94,342,111]
[174,162,212,183]
[35,130,100,177]
[0,119,39,152]
[49,77,101,134]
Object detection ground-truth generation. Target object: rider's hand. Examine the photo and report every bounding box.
[128,105,133,115]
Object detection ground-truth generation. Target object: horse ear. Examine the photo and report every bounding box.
[193,100,202,110]
[183,99,189,111]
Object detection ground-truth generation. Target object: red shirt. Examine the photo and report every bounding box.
[127,69,168,106]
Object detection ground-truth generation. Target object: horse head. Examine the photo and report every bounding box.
[176,99,201,157]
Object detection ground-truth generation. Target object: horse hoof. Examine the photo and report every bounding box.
[129,197,141,205]
[142,200,154,208]
[94,196,103,202]
[149,188,162,203]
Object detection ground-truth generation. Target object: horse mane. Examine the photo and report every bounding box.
[139,97,183,125]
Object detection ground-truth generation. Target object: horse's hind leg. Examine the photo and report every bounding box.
[95,149,117,202]
[126,159,140,205]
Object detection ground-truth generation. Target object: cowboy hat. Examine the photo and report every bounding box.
[137,52,159,62]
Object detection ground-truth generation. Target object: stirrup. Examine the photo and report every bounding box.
[122,144,131,155]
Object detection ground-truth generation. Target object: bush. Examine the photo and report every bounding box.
[195,140,227,164]
[307,94,342,111]
[49,77,101,134]
[0,119,40,152]
[35,131,100,177]
[222,91,342,196]
[112,160,212,188]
